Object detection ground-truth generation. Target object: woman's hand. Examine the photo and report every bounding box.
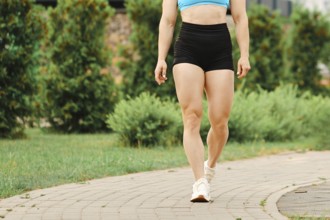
[237,57,251,79]
[154,60,168,85]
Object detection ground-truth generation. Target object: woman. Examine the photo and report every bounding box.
[154,0,251,202]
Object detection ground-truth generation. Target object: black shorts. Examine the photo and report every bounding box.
[173,22,234,72]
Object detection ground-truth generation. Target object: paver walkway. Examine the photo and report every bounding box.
[0,151,329,220]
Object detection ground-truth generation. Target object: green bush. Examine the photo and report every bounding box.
[107,93,182,147]
[119,0,180,98]
[198,99,212,142]
[229,85,300,142]
[232,3,285,91]
[44,0,118,133]
[287,7,330,94]
[0,0,42,138]
[108,86,329,147]
[227,85,329,142]
[306,95,330,149]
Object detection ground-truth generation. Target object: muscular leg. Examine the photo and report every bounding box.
[205,70,234,168]
[173,63,205,181]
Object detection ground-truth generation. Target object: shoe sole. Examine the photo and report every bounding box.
[190,195,210,203]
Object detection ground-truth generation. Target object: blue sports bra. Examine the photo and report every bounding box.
[178,0,230,11]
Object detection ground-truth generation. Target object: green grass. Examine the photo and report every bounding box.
[0,128,323,199]
[260,199,267,207]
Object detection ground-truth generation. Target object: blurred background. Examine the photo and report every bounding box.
[1,0,329,141]
[0,0,329,201]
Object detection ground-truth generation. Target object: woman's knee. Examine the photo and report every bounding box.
[183,109,202,133]
[209,114,229,134]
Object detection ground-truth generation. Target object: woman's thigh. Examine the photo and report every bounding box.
[173,63,205,116]
[204,70,234,124]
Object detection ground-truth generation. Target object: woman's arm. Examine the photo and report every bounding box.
[231,0,251,79]
[154,0,178,85]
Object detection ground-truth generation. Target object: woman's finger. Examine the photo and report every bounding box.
[154,68,162,85]
[237,62,242,78]
[239,64,250,79]
[154,61,167,85]
[244,65,251,76]
[161,65,167,80]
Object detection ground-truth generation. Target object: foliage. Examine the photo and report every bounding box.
[307,97,330,149]
[286,7,330,94]
[319,39,330,93]
[108,85,329,146]
[107,93,182,147]
[0,0,43,138]
[27,5,48,128]
[320,41,330,66]
[120,0,180,98]
[200,99,210,142]
[232,3,285,91]
[44,0,118,133]
[227,85,330,143]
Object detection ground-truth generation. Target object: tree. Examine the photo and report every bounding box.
[232,4,285,91]
[0,0,42,138]
[119,0,180,98]
[45,0,118,133]
[287,7,330,94]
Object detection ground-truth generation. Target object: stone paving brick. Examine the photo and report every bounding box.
[0,151,329,220]
[81,215,98,220]
[20,214,42,220]
[100,213,120,219]
[41,211,62,219]
[119,214,139,220]
[1,216,22,220]
[138,214,159,219]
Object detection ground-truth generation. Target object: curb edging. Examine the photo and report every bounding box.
[265,180,326,220]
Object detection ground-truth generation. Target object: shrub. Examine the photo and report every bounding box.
[304,94,330,149]
[0,0,42,138]
[229,85,298,142]
[44,0,118,133]
[107,93,182,147]
[200,99,210,142]
[228,85,329,142]
[108,86,329,147]
[119,0,180,98]
[286,7,330,94]
[232,3,285,91]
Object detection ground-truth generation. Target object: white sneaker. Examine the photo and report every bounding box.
[190,177,210,202]
[204,160,216,183]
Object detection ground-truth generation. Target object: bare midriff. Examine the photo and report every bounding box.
[180,5,228,25]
